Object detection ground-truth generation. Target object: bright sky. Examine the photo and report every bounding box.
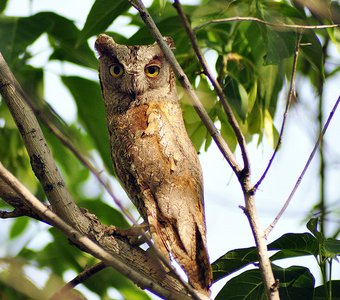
[2,1,340,299]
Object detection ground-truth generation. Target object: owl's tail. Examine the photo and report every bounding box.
[151,217,212,297]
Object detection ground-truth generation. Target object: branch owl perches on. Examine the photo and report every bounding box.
[95,34,212,296]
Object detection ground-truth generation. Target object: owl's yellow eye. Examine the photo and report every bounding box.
[145,65,160,78]
[109,64,124,78]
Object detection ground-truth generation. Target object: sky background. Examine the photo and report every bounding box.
[1,0,340,299]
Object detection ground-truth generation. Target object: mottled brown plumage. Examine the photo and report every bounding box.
[95,34,212,295]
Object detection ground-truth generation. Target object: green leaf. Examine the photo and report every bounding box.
[61,76,114,174]
[264,29,296,65]
[9,217,29,239]
[45,12,97,69]
[0,0,8,13]
[216,265,315,300]
[215,269,265,300]
[323,238,340,258]
[307,218,324,242]
[80,200,129,229]
[212,246,258,282]
[78,0,130,45]
[313,280,340,300]
[273,265,315,300]
[268,233,319,260]
[0,14,52,63]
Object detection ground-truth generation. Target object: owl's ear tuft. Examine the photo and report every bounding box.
[153,37,175,50]
[164,36,175,49]
[95,34,117,56]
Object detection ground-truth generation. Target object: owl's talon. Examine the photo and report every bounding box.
[108,223,148,246]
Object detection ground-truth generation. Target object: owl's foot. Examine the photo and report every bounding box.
[107,222,149,245]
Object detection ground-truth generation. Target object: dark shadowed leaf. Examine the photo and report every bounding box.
[212,246,258,282]
[78,0,130,45]
[273,265,315,300]
[313,280,340,300]
[268,232,319,260]
[323,238,340,258]
[264,29,296,65]
[215,269,265,300]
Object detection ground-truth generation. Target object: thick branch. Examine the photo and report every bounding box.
[0,163,193,300]
[0,54,90,232]
[129,0,241,174]
[173,0,250,177]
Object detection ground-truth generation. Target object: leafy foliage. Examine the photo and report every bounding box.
[0,0,339,299]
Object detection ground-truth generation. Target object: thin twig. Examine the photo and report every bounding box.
[173,0,250,177]
[50,262,107,300]
[194,16,339,32]
[129,0,241,175]
[254,33,302,190]
[264,95,340,237]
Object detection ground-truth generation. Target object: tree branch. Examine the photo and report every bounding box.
[173,0,250,177]
[264,95,340,237]
[50,262,107,300]
[0,162,193,300]
[194,16,339,32]
[254,33,302,190]
[0,54,90,232]
[129,0,242,175]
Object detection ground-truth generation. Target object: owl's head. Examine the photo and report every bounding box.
[95,34,176,112]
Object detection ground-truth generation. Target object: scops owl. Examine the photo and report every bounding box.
[95,34,212,295]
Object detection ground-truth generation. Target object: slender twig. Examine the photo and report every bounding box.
[0,163,192,300]
[264,95,340,237]
[50,262,107,300]
[254,33,302,190]
[129,0,241,175]
[173,0,250,177]
[194,16,339,32]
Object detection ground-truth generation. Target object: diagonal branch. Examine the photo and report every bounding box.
[50,262,107,300]
[194,16,339,32]
[264,95,340,237]
[173,0,250,178]
[0,53,90,232]
[254,33,302,190]
[0,163,193,300]
[129,0,241,175]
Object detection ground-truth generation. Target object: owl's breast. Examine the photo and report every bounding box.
[107,101,202,212]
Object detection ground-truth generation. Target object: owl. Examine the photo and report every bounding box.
[95,34,212,295]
